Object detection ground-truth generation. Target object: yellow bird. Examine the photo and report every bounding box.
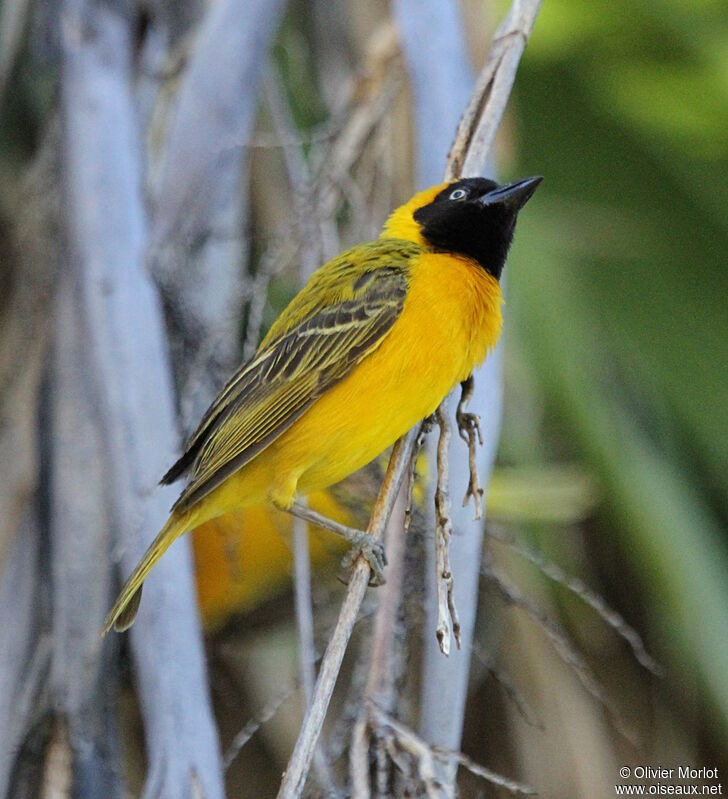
[104,176,541,633]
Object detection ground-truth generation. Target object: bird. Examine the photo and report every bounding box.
[103,175,542,634]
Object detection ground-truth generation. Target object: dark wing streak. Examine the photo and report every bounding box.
[171,400,315,513]
[160,349,277,485]
[169,273,408,514]
[192,378,316,479]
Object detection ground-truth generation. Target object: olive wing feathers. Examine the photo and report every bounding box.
[165,253,415,513]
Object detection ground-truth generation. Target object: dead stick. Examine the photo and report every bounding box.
[276,431,419,799]
[434,407,461,655]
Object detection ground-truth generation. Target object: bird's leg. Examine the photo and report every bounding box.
[282,501,388,586]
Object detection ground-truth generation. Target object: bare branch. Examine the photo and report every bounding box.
[405,421,430,535]
[292,514,316,701]
[267,66,342,796]
[486,523,662,676]
[276,431,419,799]
[482,560,638,744]
[315,24,402,222]
[149,0,286,430]
[60,4,223,794]
[447,0,543,181]
[47,269,123,795]
[434,407,461,655]
[411,0,542,780]
[224,681,301,771]
[371,704,535,797]
[242,28,401,359]
[350,489,409,797]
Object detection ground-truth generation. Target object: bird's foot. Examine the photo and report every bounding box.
[281,499,387,585]
[340,532,387,586]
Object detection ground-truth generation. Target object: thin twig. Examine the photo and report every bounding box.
[223,600,380,772]
[350,488,409,798]
[470,641,544,730]
[424,0,542,661]
[404,419,431,536]
[292,513,337,792]
[224,681,301,770]
[414,0,543,782]
[447,0,543,181]
[268,65,341,796]
[485,523,662,676]
[482,560,638,745]
[434,407,460,656]
[276,431,419,799]
[370,703,535,796]
[242,239,297,360]
[242,29,401,359]
[265,69,322,278]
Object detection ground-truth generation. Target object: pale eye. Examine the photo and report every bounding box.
[449,188,467,201]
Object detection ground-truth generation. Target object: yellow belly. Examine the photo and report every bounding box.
[193,253,502,524]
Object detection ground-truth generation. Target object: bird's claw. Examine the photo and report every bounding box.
[456,409,483,445]
[340,532,387,586]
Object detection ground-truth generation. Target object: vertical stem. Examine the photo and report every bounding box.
[293,514,317,707]
[349,488,409,797]
[277,431,419,799]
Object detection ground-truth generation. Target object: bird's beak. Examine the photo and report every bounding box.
[478,176,543,210]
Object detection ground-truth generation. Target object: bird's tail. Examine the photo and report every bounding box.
[102,509,194,635]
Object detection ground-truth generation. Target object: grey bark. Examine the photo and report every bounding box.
[0,510,50,796]
[48,271,123,799]
[60,2,223,796]
[149,0,285,427]
[392,0,473,187]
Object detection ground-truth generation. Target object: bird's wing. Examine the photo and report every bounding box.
[166,255,413,513]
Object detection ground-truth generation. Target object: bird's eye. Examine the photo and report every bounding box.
[449,188,468,201]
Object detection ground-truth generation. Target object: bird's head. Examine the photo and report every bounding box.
[382,176,542,280]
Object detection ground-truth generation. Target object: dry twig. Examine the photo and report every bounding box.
[224,681,301,770]
[447,0,543,181]
[414,0,543,779]
[482,560,638,744]
[349,485,410,796]
[242,25,402,358]
[434,407,461,656]
[370,703,535,797]
[404,418,431,536]
[276,432,419,799]
[486,523,662,675]
[223,600,381,773]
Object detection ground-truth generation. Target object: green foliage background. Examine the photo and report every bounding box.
[504,0,728,742]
